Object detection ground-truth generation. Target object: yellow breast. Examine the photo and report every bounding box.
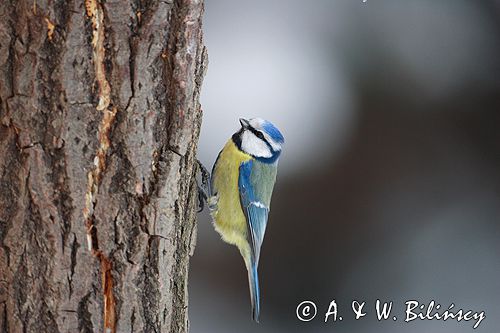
[211,139,253,262]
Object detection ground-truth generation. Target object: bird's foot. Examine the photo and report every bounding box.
[197,188,207,213]
[196,159,212,212]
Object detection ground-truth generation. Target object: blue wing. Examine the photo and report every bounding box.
[238,160,271,322]
[238,160,269,264]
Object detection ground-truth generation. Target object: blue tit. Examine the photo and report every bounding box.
[208,117,284,322]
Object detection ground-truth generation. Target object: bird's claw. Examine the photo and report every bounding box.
[196,159,211,212]
[197,186,208,213]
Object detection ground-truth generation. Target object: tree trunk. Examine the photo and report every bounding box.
[0,0,206,332]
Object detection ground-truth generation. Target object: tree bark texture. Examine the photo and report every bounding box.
[0,0,206,332]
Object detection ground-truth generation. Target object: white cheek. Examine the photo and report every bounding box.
[241,131,272,158]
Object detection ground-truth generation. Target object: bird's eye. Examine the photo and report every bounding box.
[256,131,265,140]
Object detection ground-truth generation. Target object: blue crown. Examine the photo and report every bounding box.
[262,121,284,143]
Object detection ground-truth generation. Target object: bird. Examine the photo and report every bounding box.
[206,117,284,322]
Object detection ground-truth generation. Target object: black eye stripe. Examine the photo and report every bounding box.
[249,127,267,141]
[232,126,279,159]
[247,126,276,152]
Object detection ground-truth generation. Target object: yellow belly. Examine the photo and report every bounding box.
[211,139,252,262]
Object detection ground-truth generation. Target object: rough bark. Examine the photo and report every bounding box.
[0,0,206,332]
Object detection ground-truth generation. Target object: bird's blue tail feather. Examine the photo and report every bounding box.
[248,262,260,322]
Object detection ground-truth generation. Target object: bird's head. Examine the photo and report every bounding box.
[233,117,284,161]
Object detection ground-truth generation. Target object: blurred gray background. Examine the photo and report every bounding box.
[191,0,500,332]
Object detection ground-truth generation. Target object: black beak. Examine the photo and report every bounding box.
[239,118,250,128]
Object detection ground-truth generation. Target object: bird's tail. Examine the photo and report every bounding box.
[247,262,260,322]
